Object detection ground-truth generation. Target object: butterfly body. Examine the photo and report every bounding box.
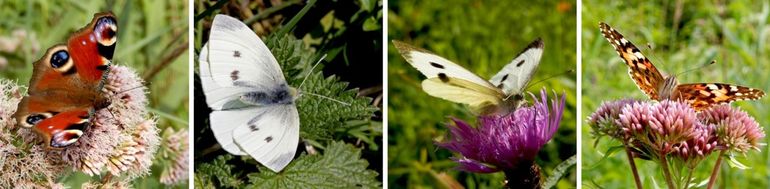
[599,22,764,111]
[393,38,544,115]
[14,12,118,148]
[199,14,300,172]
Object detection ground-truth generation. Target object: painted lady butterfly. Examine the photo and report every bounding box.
[599,22,765,111]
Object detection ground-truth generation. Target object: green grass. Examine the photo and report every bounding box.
[582,0,770,188]
[388,0,577,188]
[0,0,188,187]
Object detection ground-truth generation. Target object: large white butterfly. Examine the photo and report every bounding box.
[392,38,544,114]
[199,14,299,172]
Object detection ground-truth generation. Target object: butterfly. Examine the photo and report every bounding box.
[199,14,300,172]
[14,12,118,149]
[392,38,544,115]
[599,22,765,111]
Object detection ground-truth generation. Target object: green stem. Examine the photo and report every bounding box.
[683,166,694,189]
[707,150,726,189]
[624,146,644,189]
[660,153,676,189]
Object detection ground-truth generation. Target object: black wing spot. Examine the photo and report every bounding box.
[437,73,449,82]
[231,70,239,81]
[233,50,241,58]
[501,74,509,82]
[249,124,259,132]
[429,62,445,69]
[265,136,273,143]
[515,60,525,67]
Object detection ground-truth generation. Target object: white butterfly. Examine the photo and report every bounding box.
[392,38,544,114]
[199,14,299,172]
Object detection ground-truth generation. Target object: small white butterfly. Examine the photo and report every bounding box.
[198,14,300,172]
[392,38,544,114]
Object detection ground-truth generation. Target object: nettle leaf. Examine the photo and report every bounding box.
[265,34,377,140]
[246,141,381,188]
[195,155,243,188]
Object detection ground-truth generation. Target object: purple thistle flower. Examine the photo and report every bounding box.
[437,89,565,173]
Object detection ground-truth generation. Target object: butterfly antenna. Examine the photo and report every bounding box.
[113,83,150,94]
[674,60,716,77]
[524,69,574,91]
[298,54,328,90]
[303,92,351,106]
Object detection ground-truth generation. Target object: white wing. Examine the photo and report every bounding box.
[209,108,255,156]
[206,14,286,92]
[392,40,496,89]
[232,105,299,172]
[199,43,254,110]
[489,38,544,96]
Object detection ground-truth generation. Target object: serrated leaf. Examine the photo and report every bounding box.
[246,141,381,188]
[265,34,377,140]
[195,155,243,188]
[544,154,577,189]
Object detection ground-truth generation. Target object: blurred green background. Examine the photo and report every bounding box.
[582,0,770,188]
[388,0,577,188]
[0,0,188,188]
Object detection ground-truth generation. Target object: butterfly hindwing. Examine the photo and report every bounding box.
[599,22,665,100]
[675,83,766,111]
[231,105,299,172]
[489,38,544,96]
[422,77,504,114]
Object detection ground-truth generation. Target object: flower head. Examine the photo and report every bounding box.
[45,65,159,177]
[618,100,705,156]
[437,89,565,173]
[588,99,638,140]
[0,80,67,187]
[700,105,765,153]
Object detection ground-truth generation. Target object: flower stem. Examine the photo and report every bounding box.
[624,146,643,189]
[660,153,676,189]
[503,161,542,189]
[683,166,694,189]
[707,150,726,189]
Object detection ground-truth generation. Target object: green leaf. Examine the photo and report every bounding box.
[726,153,749,169]
[544,154,577,189]
[265,34,377,140]
[246,141,381,188]
[195,155,244,188]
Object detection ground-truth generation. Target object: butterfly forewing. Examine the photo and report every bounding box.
[599,22,665,100]
[489,38,544,96]
[199,44,255,111]
[392,40,496,89]
[207,15,286,90]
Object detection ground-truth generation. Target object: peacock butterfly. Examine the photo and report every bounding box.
[13,12,118,149]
